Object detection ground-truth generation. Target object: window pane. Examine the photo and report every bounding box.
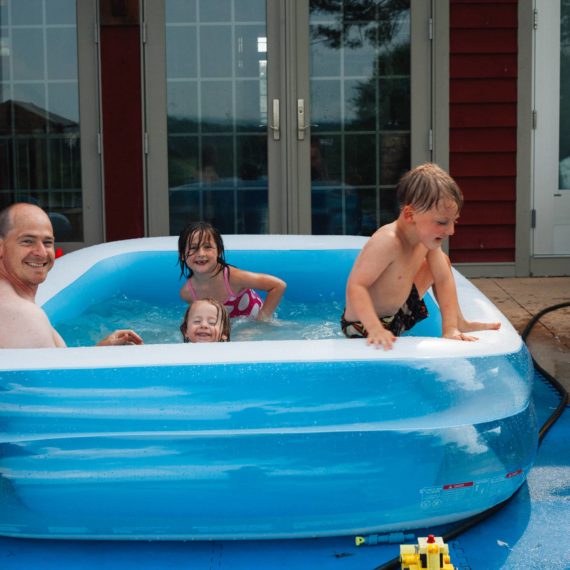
[200,26,232,78]
[12,29,44,80]
[47,28,78,81]
[201,80,233,132]
[235,0,265,23]
[46,0,76,25]
[236,80,266,132]
[0,0,83,241]
[310,0,411,235]
[12,0,42,26]
[13,83,47,133]
[236,134,266,179]
[235,25,265,78]
[166,0,268,234]
[311,135,342,184]
[311,79,342,132]
[166,0,197,23]
[166,27,197,78]
[199,0,231,23]
[167,81,198,133]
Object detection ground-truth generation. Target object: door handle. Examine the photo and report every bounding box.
[268,99,280,140]
[297,98,307,140]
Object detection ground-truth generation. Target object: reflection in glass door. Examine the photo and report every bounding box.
[152,0,417,236]
[165,0,268,235]
[309,1,411,236]
[0,0,85,242]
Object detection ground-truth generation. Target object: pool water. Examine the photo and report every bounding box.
[56,296,347,346]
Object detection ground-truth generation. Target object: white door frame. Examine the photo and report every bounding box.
[532,0,570,257]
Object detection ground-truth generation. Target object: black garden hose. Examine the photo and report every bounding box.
[372,301,570,570]
[521,301,570,442]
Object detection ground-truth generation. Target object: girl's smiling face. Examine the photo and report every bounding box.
[185,231,219,274]
[183,300,226,342]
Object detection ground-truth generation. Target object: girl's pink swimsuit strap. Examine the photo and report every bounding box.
[186,267,263,318]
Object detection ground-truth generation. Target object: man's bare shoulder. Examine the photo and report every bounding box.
[0,283,39,313]
[0,291,59,348]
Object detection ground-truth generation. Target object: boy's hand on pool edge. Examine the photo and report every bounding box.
[366,325,396,350]
[97,329,144,346]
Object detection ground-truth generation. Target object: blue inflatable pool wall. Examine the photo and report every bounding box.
[0,236,537,540]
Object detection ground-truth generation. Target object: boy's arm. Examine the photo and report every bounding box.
[346,237,397,349]
[427,249,476,341]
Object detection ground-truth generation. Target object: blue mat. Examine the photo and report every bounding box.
[1,371,568,570]
[447,368,570,570]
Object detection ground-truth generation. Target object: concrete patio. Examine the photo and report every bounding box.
[471,277,570,392]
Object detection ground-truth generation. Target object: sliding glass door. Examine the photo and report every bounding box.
[309,2,412,235]
[144,0,430,236]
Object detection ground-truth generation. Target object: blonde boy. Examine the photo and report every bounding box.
[342,163,500,349]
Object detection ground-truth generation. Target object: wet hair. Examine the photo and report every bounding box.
[180,298,231,343]
[177,221,227,279]
[396,163,463,213]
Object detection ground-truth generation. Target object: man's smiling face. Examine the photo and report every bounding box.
[0,204,55,287]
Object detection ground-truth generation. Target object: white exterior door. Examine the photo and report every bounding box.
[533,0,570,255]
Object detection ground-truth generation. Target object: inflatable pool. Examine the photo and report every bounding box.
[0,236,538,540]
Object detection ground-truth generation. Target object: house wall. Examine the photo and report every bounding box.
[99,0,145,241]
[449,0,518,264]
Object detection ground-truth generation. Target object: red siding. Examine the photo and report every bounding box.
[450,54,517,77]
[100,25,144,241]
[450,103,516,127]
[451,128,516,152]
[451,79,516,102]
[456,177,516,201]
[451,153,516,177]
[453,226,516,248]
[450,3,518,28]
[459,202,516,224]
[451,29,517,53]
[449,0,518,264]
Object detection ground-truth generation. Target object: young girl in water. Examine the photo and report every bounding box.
[180,298,231,343]
[178,221,286,320]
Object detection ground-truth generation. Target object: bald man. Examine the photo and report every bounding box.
[0,203,142,348]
